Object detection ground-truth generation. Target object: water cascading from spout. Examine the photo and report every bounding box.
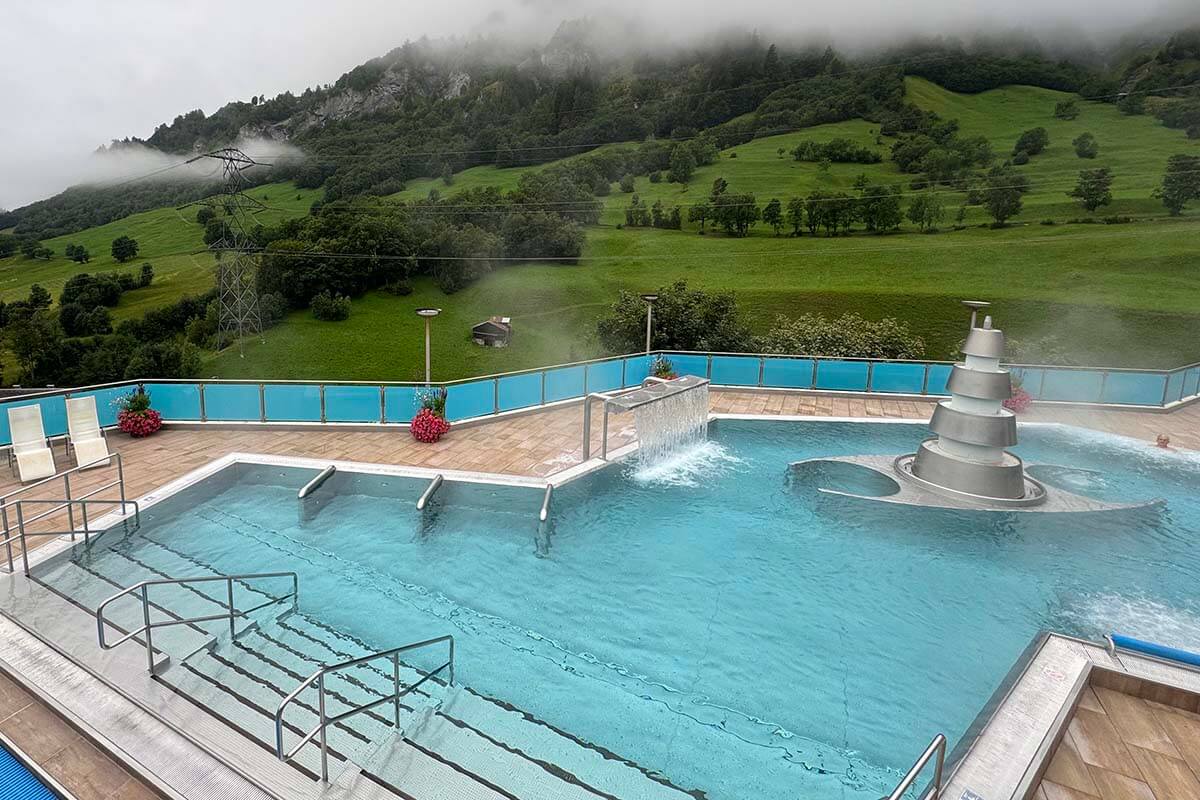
[632,381,710,464]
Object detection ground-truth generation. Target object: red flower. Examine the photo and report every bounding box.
[117,409,163,437]
[410,408,451,443]
[1003,388,1033,414]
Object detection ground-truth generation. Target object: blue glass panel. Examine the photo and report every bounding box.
[1166,371,1186,404]
[323,385,381,423]
[925,364,953,396]
[585,360,624,393]
[264,385,321,422]
[815,360,869,392]
[762,358,814,389]
[545,366,585,402]
[0,394,70,445]
[1101,372,1168,406]
[869,363,926,394]
[1009,368,1043,399]
[204,384,261,421]
[143,383,202,421]
[622,356,653,388]
[499,373,542,412]
[661,354,709,378]
[384,386,419,423]
[1039,370,1104,403]
[69,385,131,427]
[446,381,495,422]
[1185,368,1200,400]
[710,356,760,386]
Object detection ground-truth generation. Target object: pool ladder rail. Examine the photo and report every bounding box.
[96,571,300,673]
[275,634,455,783]
[887,733,946,800]
[297,465,336,499]
[416,474,443,510]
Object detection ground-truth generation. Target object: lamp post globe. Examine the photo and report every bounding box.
[415,308,442,384]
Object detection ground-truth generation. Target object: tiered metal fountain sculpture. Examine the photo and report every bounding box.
[792,301,1157,513]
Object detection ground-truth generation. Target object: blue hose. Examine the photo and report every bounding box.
[1109,633,1200,668]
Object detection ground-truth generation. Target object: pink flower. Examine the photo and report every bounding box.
[1003,389,1033,414]
[411,408,451,443]
[117,409,163,437]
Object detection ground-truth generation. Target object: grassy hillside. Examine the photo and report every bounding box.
[0,182,320,320]
[215,80,1200,380]
[5,81,1198,384]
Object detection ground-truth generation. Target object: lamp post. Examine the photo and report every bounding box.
[961,300,990,330]
[415,308,441,384]
[640,294,659,354]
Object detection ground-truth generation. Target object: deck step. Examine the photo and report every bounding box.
[31,559,216,665]
[47,529,701,800]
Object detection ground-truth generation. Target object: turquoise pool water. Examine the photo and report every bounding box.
[64,420,1200,798]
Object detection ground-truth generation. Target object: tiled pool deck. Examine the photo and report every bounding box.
[0,388,1197,800]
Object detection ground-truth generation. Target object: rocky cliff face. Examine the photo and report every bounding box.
[239,62,473,142]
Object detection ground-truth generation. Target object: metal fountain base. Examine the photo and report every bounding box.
[790,454,1160,513]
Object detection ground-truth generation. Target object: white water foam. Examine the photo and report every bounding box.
[1060,592,1200,652]
[628,440,744,487]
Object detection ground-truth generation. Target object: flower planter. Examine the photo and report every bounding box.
[411,408,450,443]
[1003,388,1033,414]
[117,408,163,437]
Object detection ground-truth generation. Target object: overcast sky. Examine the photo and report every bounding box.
[1,0,1195,210]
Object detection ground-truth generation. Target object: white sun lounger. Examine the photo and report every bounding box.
[65,396,111,469]
[7,405,56,483]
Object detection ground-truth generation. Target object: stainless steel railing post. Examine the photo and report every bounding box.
[16,503,29,576]
[582,398,592,461]
[317,673,329,782]
[227,578,237,639]
[2,502,11,573]
[142,584,154,673]
[63,473,75,540]
[392,652,401,728]
[601,403,610,460]
[449,637,455,685]
[117,454,127,509]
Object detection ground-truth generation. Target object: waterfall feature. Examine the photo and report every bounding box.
[595,375,711,464]
[633,380,710,464]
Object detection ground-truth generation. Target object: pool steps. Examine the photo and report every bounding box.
[33,535,702,800]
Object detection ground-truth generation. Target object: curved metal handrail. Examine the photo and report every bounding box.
[96,571,298,672]
[416,474,443,510]
[887,733,946,800]
[298,465,336,499]
[275,634,454,782]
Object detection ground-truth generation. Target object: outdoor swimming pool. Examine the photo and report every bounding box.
[37,419,1200,799]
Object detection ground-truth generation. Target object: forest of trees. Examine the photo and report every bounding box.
[13,26,1197,240]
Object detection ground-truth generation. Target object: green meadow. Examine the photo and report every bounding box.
[4,80,1198,383]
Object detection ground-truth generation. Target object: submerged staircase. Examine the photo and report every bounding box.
[31,536,701,800]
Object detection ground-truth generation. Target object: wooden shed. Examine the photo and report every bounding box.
[472,316,512,347]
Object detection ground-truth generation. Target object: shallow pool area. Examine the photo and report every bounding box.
[29,419,1200,799]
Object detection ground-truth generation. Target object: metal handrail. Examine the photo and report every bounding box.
[416,474,443,510]
[4,498,140,576]
[887,734,946,800]
[96,571,299,673]
[0,453,132,574]
[275,634,454,782]
[581,376,708,461]
[539,484,553,522]
[298,465,336,499]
